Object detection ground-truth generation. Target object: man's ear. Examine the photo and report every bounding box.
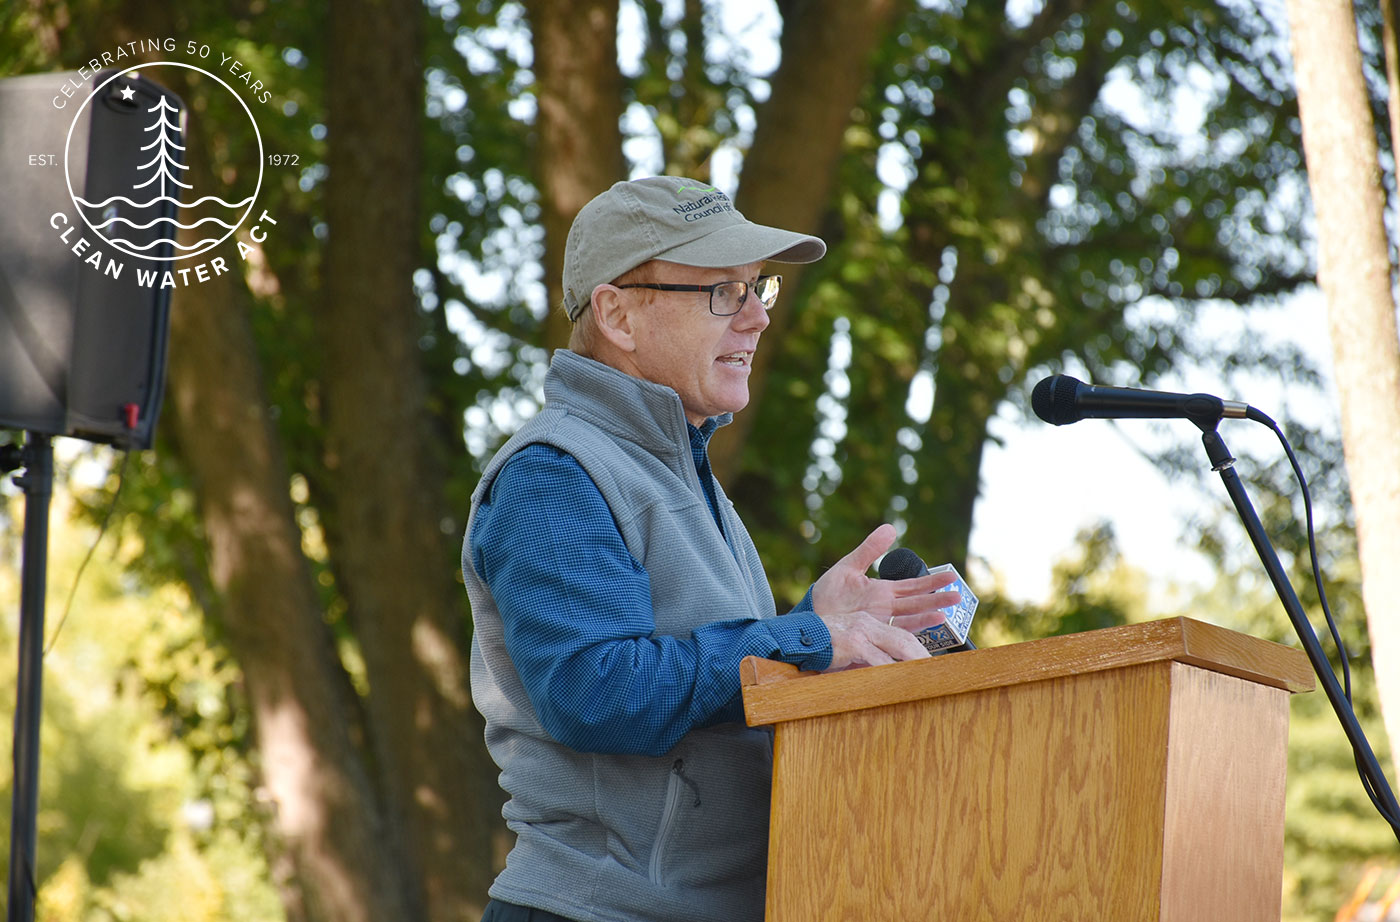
[590,283,637,353]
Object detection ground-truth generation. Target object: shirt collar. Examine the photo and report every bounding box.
[688,417,721,447]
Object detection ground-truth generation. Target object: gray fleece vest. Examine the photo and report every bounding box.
[464,350,777,922]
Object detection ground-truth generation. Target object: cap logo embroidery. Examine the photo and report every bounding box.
[671,188,734,223]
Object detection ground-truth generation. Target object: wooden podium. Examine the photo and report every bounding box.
[741,617,1314,922]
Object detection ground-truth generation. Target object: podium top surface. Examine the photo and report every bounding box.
[741,616,1314,727]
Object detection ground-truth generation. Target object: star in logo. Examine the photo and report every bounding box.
[119,84,135,101]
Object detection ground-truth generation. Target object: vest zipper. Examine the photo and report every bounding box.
[649,758,699,885]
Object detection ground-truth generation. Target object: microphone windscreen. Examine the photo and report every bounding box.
[1031,376,1056,422]
[878,547,928,580]
[1031,374,1083,425]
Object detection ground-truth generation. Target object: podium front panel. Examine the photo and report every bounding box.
[763,659,1291,921]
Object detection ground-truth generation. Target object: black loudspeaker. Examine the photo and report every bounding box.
[0,69,181,450]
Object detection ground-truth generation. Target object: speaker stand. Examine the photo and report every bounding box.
[2,432,51,922]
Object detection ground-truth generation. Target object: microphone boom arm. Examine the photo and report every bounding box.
[1200,425,1400,841]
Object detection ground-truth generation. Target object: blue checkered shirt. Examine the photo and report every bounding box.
[469,420,832,757]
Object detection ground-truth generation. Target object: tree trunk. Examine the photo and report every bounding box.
[164,190,414,922]
[710,0,900,481]
[1286,0,1400,773]
[525,0,627,351]
[49,3,426,915]
[320,1,499,917]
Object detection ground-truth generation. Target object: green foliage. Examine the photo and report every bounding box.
[742,0,1317,589]
[977,521,1150,644]
[421,0,548,485]
[0,489,282,921]
[409,2,1327,610]
[628,0,756,179]
[3,2,1394,919]
[49,830,283,922]
[61,448,268,840]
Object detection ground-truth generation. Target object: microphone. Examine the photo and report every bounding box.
[877,549,978,653]
[877,547,931,581]
[1031,374,1251,428]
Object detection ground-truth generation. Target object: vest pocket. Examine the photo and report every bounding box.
[648,758,699,886]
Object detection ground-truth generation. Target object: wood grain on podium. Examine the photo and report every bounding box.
[743,617,1312,922]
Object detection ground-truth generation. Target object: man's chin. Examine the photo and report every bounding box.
[688,392,749,424]
[718,391,750,418]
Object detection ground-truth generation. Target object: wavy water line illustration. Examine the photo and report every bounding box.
[104,236,222,252]
[90,214,238,232]
[75,192,255,210]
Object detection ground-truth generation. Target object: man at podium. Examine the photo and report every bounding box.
[462,177,958,922]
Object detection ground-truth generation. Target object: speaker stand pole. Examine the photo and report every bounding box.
[2,432,51,922]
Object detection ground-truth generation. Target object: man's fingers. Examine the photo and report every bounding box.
[890,608,949,633]
[891,589,962,619]
[855,639,897,667]
[848,629,926,667]
[889,569,958,596]
[824,609,931,670]
[877,622,931,662]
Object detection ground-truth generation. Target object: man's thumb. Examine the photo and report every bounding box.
[842,523,896,574]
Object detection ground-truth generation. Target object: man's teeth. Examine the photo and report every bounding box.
[718,352,750,366]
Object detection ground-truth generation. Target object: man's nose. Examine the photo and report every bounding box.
[733,287,771,333]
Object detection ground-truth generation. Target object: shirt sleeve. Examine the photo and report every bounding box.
[470,444,832,758]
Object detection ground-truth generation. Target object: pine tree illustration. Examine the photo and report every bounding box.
[133,96,189,202]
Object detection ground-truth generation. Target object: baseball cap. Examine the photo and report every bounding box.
[561,176,827,321]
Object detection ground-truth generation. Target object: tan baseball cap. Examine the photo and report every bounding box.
[561,176,827,321]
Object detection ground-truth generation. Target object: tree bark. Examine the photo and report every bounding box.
[710,0,900,481]
[525,0,627,351]
[165,191,414,922]
[1286,0,1400,773]
[320,1,499,917]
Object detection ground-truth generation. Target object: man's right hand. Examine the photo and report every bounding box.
[820,609,933,670]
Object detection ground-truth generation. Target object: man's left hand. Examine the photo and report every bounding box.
[811,523,961,634]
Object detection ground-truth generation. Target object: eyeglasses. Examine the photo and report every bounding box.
[616,274,782,317]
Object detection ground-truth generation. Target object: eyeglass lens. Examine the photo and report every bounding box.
[711,276,781,315]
